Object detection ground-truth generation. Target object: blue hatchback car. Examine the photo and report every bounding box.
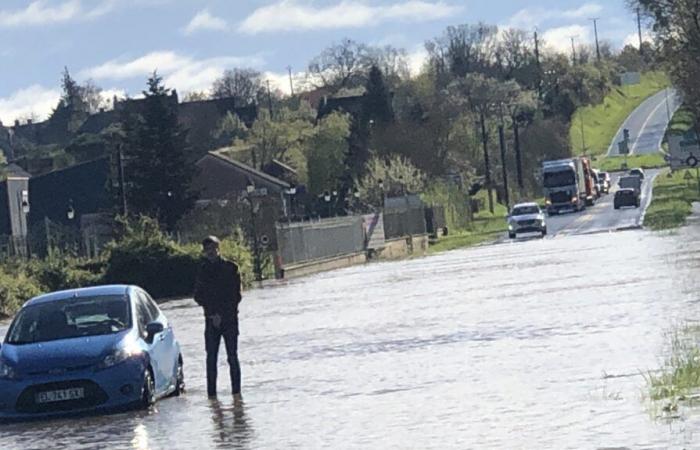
[0,285,184,420]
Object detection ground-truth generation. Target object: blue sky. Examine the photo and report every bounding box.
[0,0,646,124]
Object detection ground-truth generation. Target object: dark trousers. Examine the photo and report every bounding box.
[205,318,241,396]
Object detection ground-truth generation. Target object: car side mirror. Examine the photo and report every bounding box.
[146,321,164,341]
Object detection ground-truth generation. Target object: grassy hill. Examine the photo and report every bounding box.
[570,71,670,156]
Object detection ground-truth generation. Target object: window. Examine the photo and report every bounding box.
[6,295,130,344]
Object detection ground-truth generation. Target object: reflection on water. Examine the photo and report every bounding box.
[131,423,149,450]
[208,399,253,449]
[1,227,700,448]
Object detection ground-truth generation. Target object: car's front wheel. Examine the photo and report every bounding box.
[541,227,547,237]
[508,232,516,239]
[139,368,156,409]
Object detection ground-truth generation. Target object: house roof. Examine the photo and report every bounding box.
[202,151,291,189]
[4,163,31,179]
[268,159,298,175]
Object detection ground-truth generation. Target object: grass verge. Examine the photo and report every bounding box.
[428,190,508,254]
[593,152,667,172]
[644,168,700,230]
[570,71,670,156]
[644,323,700,413]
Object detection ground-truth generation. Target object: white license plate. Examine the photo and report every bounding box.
[35,387,85,404]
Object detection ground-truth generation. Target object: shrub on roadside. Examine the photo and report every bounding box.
[24,256,103,293]
[103,216,255,299]
[0,267,42,317]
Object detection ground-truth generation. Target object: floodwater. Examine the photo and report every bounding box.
[2,224,700,449]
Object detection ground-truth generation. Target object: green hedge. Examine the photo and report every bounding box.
[0,266,42,317]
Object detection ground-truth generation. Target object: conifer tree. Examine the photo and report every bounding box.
[121,72,196,229]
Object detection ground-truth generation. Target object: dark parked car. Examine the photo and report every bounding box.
[614,188,640,209]
[629,168,645,180]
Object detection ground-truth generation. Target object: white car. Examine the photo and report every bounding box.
[507,203,547,239]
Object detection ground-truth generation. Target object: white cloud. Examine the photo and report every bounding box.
[562,3,603,19]
[0,85,60,124]
[505,3,603,30]
[407,46,429,76]
[80,51,265,95]
[623,31,653,48]
[184,9,227,35]
[0,0,114,27]
[542,24,590,54]
[239,0,461,34]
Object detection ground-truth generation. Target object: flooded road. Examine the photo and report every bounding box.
[3,218,700,448]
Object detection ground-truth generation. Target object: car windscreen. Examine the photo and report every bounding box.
[512,206,540,216]
[543,170,575,188]
[5,295,131,345]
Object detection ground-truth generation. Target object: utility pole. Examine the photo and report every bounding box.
[266,79,274,117]
[590,18,601,62]
[117,145,127,216]
[637,7,644,55]
[479,110,494,214]
[286,66,294,96]
[498,118,510,210]
[534,30,542,100]
[570,35,578,65]
[513,118,524,193]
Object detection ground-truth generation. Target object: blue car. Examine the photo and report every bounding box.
[0,285,184,420]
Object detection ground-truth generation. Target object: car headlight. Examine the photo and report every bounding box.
[545,200,552,205]
[97,346,141,370]
[0,360,18,380]
[571,196,578,203]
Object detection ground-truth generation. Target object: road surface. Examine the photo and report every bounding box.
[3,170,700,449]
[607,88,682,156]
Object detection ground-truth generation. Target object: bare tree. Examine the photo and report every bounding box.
[307,38,373,93]
[212,68,263,105]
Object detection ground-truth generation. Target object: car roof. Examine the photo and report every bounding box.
[24,285,133,307]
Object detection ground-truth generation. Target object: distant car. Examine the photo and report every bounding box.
[598,171,610,194]
[592,169,602,198]
[507,202,547,238]
[629,168,645,180]
[614,188,640,209]
[0,285,184,421]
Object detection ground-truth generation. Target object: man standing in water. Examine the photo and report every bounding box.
[194,235,243,403]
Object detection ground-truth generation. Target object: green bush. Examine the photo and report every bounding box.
[421,180,471,232]
[103,216,255,299]
[102,216,198,299]
[0,267,42,317]
[24,256,103,293]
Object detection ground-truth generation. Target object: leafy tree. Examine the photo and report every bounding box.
[356,155,427,206]
[120,72,196,230]
[212,68,263,105]
[231,102,316,171]
[306,111,351,195]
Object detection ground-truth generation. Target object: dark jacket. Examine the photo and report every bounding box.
[194,257,242,322]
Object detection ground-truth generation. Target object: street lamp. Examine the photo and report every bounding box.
[244,179,262,283]
[67,199,75,220]
[323,190,331,217]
